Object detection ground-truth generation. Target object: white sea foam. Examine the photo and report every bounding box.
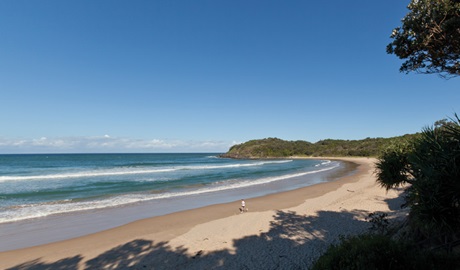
[0,160,292,183]
[0,160,337,224]
[0,168,176,182]
[315,160,331,167]
[191,160,292,170]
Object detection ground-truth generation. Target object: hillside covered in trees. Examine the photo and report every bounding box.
[220,135,418,159]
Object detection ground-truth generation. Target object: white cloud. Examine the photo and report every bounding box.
[0,136,235,154]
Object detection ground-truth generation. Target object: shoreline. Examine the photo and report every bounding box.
[0,157,406,269]
[0,157,350,251]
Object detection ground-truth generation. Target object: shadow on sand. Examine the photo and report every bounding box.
[7,193,406,270]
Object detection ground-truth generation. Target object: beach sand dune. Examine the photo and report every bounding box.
[0,157,406,269]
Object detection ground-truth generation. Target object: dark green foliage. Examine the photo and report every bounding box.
[312,234,460,270]
[221,135,418,159]
[375,143,413,190]
[387,0,460,77]
[367,212,390,235]
[408,119,460,238]
[376,115,460,240]
[223,138,313,159]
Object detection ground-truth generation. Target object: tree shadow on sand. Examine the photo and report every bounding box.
[383,187,407,211]
[6,255,83,270]
[7,207,383,270]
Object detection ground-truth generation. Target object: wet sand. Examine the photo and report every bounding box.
[0,157,406,269]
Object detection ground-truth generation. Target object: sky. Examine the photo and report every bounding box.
[0,1,459,153]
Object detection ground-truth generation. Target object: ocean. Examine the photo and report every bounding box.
[0,153,348,250]
[0,153,342,224]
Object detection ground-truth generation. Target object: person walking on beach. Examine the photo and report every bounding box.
[240,199,246,213]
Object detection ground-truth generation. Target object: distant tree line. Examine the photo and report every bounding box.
[220,135,419,159]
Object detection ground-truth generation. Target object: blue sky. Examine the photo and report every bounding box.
[0,1,459,153]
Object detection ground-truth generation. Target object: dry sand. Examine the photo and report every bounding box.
[0,157,407,269]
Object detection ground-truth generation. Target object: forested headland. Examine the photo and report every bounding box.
[220,134,418,159]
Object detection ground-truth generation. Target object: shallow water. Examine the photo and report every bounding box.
[0,153,348,251]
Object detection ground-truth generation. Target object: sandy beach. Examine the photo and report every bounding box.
[0,157,406,269]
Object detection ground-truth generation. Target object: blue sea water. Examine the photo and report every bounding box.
[0,153,341,225]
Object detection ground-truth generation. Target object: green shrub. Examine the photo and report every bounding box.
[375,115,460,239]
[311,234,459,270]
